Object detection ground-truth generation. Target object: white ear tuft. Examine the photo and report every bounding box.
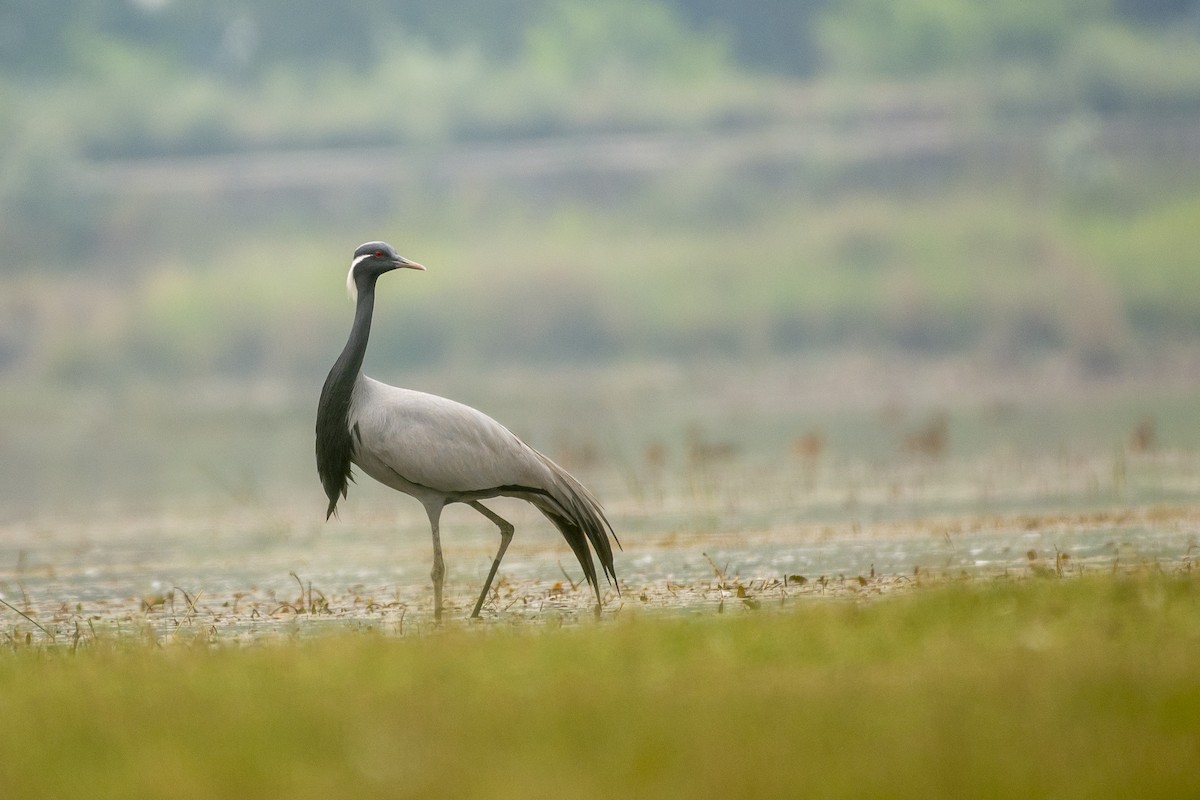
[346,253,370,303]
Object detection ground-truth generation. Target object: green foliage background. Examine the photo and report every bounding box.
[1,0,1199,381]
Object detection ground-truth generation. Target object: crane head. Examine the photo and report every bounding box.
[347,241,425,301]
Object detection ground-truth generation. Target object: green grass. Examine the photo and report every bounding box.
[3,574,1198,799]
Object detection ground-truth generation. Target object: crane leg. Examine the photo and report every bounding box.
[425,503,446,623]
[468,501,514,618]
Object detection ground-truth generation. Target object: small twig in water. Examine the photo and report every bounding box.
[557,561,582,591]
[0,595,54,642]
[702,552,731,587]
[173,587,203,622]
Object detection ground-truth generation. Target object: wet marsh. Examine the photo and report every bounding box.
[3,356,1199,644]
[2,358,1199,799]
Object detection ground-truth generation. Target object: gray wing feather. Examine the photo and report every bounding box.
[350,378,555,494]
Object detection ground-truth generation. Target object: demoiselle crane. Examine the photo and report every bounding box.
[315,242,619,621]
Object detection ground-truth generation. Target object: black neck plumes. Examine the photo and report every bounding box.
[316,280,377,519]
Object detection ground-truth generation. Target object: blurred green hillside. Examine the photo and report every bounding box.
[1,0,1199,382]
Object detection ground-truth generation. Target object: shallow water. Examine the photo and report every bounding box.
[2,447,1196,644]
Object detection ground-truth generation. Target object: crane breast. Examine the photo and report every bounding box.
[349,377,551,496]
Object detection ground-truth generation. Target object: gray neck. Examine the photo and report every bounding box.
[315,280,377,517]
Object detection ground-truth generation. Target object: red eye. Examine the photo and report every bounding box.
[374,250,384,258]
